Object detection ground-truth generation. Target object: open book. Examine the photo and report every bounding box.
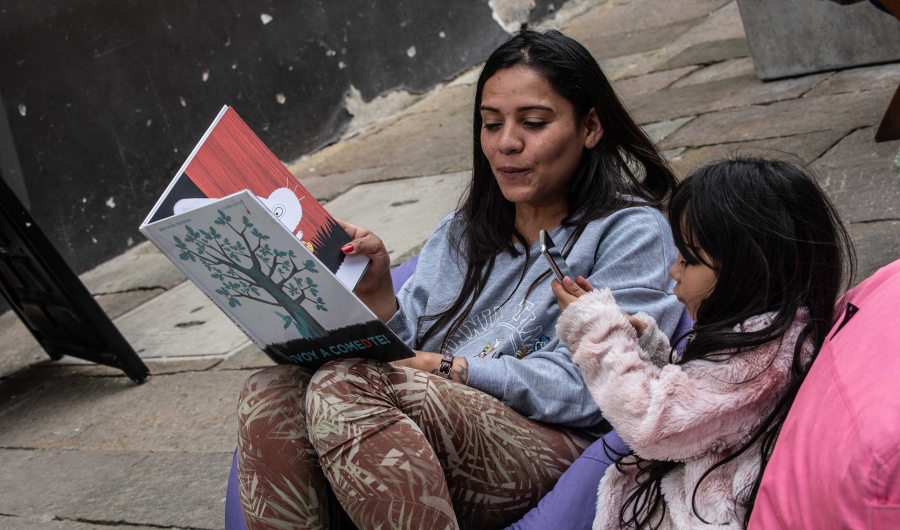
[139,106,413,369]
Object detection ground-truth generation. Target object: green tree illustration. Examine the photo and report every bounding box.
[173,209,328,339]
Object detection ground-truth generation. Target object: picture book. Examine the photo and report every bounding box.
[139,107,414,369]
[140,190,414,369]
[141,105,367,290]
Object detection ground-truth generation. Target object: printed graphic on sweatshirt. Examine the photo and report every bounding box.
[445,300,542,357]
[515,335,550,359]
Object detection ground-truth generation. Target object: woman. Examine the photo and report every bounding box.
[237,29,682,530]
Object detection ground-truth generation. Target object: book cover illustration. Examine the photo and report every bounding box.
[146,190,413,369]
[142,105,367,290]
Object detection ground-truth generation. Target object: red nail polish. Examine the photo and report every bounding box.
[341,244,354,253]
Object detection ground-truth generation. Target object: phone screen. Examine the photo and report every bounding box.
[539,230,574,283]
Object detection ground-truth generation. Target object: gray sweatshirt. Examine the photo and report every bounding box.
[387,206,682,431]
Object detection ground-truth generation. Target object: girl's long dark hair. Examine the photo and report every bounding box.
[618,157,855,529]
[416,28,677,351]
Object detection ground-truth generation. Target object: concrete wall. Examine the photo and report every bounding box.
[0,0,563,274]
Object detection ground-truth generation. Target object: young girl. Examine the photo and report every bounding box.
[551,157,853,529]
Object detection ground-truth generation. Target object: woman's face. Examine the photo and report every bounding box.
[479,66,602,210]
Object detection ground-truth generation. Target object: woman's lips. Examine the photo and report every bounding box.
[496,165,528,177]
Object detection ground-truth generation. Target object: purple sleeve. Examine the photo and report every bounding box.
[503,430,628,530]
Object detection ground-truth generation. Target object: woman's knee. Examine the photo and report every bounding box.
[238,364,314,432]
[311,358,383,382]
[305,359,398,432]
[307,358,387,398]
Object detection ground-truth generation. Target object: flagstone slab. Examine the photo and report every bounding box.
[613,66,699,98]
[0,449,230,530]
[112,281,248,359]
[0,450,147,522]
[299,166,386,202]
[93,288,165,320]
[70,242,189,320]
[628,72,827,124]
[670,57,756,88]
[398,83,476,116]
[289,84,472,179]
[0,370,245,453]
[324,171,470,266]
[78,241,186,295]
[574,20,698,61]
[600,1,746,80]
[850,220,900,286]
[669,129,846,178]
[215,342,274,371]
[372,152,471,184]
[804,63,900,98]
[0,312,49,379]
[62,451,232,529]
[662,148,687,162]
[0,517,169,530]
[441,153,473,174]
[811,129,900,224]
[661,37,750,70]
[561,0,732,38]
[643,117,694,145]
[8,356,223,379]
[660,88,893,149]
[666,1,746,50]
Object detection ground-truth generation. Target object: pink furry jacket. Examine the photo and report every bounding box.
[558,288,811,530]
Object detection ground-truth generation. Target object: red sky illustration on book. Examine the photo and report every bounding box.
[183,107,341,255]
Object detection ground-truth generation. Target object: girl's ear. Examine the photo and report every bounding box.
[582,108,603,149]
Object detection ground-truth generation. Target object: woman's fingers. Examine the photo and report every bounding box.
[335,219,394,306]
[336,218,367,240]
[337,219,388,262]
[350,232,389,259]
[336,219,378,254]
[335,219,387,264]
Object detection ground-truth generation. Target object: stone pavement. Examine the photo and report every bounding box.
[2,0,899,528]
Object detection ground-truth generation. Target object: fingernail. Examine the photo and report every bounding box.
[341,244,354,253]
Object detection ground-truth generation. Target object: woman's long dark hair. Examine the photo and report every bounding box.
[416,28,677,351]
[618,157,855,529]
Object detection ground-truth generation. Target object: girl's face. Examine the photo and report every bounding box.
[479,66,602,210]
[669,249,717,321]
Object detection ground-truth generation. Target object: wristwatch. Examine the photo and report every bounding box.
[438,352,454,378]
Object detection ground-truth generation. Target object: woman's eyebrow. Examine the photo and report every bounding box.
[479,104,555,112]
[517,105,554,112]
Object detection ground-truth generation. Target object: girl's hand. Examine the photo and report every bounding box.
[551,275,595,312]
[337,219,397,321]
[622,312,647,338]
[391,351,469,384]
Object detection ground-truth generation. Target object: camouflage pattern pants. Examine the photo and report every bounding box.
[237,359,591,530]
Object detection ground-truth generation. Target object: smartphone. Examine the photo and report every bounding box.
[539,229,574,284]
